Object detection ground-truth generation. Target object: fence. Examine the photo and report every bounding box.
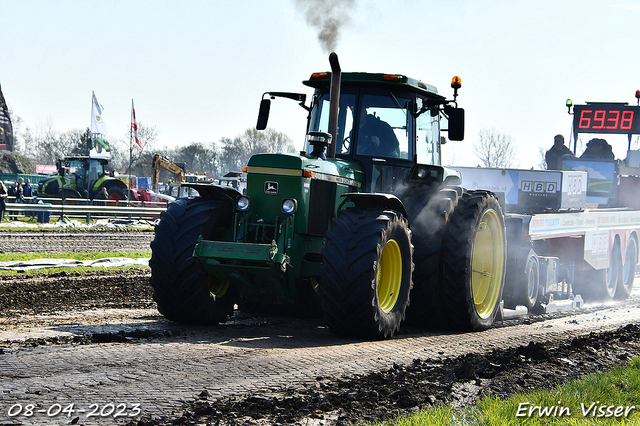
[3,197,167,223]
[0,173,51,185]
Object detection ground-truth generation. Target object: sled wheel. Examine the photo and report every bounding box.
[603,240,622,300]
[616,236,637,300]
[404,189,458,327]
[441,191,506,331]
[519,254,543,313]
[319,208,413,339]
[149,198,236,324]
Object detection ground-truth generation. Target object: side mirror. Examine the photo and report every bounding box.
[445,106,465,141]
[256,99,271,130]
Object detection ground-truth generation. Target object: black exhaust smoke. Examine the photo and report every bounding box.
[295,0,355,53]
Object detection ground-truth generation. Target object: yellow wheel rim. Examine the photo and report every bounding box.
[471,209,504,319]
[208,276,230,299]
[378,239,403,312]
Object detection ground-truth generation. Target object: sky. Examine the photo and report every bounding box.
[2,0,640,169]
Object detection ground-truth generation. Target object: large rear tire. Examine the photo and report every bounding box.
[107,188,126,202]
[149,198,236,324]
[404,188,458,327]
[441,191,506,331]
[319,209,413,339]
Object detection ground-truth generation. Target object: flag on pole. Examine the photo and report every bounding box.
[132,100,142,149]
[0,84,14,151]
[89,91,110,159]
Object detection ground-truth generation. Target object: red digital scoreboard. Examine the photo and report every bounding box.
[573,103,640,135]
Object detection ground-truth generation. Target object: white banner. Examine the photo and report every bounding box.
[90,91,110,159]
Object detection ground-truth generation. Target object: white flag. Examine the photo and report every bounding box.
[90,91,110,159]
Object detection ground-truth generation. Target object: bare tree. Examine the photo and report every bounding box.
[110,122,159,175]
[218,128,295,175]
[538,147,548,169]
[473,128,518,168]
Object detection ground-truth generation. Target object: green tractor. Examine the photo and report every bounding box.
[38,156,129,201]
[149,53,507,339]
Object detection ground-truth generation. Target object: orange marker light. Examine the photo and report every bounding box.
[311,72,329,79]
[636,90,640,99]
[242,166,247,173]
[303,170,314,178]
[383,75,401,82]
[451,76,462,89]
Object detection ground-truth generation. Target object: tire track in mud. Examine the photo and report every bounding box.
[0,229,155,253]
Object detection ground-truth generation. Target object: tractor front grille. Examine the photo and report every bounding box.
[308,179,334,236]
[243,220,278,244]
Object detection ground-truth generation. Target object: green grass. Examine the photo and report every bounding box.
[374,357,640,426]
[0,251,151,262]
[0,251,151,276]
[0,216,154,230]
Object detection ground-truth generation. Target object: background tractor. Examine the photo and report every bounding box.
[38,155,129,201]
[149,53,507,339]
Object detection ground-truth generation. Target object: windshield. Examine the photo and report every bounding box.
[355,93,411,159]
[307,92,356,155]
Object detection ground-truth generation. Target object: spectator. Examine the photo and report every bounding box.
[12,181,23,203]
[580,138,615,160]
[545,134,573,170]
[0,181,7,221]
[22,178,33,198]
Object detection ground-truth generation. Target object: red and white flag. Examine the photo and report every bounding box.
[132,100,142,149]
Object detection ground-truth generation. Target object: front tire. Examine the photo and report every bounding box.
[149,198,236,324]
[441,191,506,331]
[319,209,413,339]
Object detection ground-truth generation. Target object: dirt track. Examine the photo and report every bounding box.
[1,229,640,425]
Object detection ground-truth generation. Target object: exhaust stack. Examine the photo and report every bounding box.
[327,52,341,158]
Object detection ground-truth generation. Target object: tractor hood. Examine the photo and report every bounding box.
[246,152,362,187]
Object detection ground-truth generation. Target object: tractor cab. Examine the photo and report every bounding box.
[303,73,460,194]
[259,71,465,195]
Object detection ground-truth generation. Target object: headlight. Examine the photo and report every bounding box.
[236,196,250,211]
[417,167,427,179]
[281,198,297,214]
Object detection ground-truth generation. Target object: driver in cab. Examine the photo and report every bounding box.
[356,110,400,158]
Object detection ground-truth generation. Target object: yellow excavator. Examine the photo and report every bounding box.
[151,154,186,186]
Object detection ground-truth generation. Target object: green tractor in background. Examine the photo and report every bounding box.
[38,156,129,201]
[149,53,507,339]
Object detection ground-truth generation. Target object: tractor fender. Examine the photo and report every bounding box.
[182,182,242,203]
[96,177,128,193]
[341,193,408,219]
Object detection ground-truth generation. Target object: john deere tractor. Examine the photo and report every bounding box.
[149,53,507,339]
[38,156,129,201]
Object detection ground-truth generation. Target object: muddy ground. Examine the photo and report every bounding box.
[1,268,640,425]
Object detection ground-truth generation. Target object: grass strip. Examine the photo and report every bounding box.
[375,356,640,425]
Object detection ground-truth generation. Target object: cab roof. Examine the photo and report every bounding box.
[303,72,444,100]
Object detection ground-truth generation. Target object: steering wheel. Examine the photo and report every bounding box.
[341,136,350,153]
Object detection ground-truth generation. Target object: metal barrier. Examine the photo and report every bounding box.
[3,198,167,223]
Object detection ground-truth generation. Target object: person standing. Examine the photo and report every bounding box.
[0,181,7,221]
[545,134,573,170]
[22,178,33,198]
